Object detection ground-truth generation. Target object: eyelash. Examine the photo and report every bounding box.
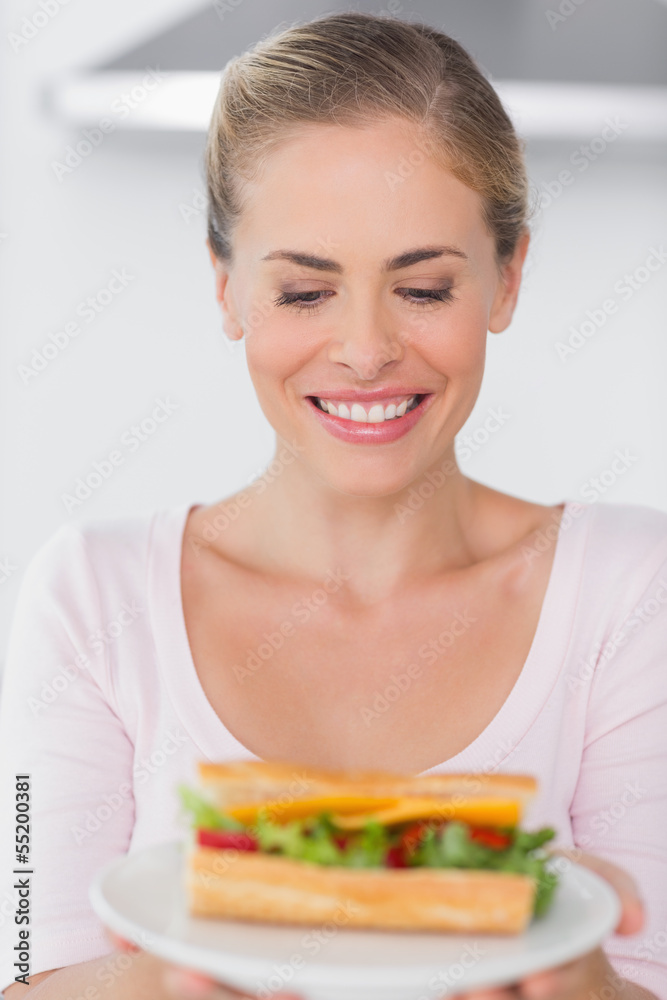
[273,287,454,313]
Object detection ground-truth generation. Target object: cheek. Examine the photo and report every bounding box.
[244,316,310,382]
[408,301,487,379]
[244,315,322,417]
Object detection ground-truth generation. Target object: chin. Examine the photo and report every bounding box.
[312,454,429,501]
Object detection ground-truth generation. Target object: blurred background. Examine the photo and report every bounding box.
[1,0,666,682]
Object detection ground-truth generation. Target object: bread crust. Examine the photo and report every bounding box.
[196,759,536,811]
[185,845,535,933]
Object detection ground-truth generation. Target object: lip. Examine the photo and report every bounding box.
[307,386,434,403]
[306,392,435,444]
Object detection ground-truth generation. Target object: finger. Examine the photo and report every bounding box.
[163,965,301,999]
[518,961,579,999]
[551,848,645,934]
[104,928,141,954]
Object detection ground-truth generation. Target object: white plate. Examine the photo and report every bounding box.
[90,840,620,1000]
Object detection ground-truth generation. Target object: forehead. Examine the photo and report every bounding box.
[233,118,490,266]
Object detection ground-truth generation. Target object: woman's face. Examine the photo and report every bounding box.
[211,117,528,497]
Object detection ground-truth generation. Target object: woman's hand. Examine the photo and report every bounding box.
[105,929,302,999]
[447,849,651,1000]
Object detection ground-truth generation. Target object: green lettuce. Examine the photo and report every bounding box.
[177,784,246,831]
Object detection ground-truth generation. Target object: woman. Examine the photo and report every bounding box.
[0,11,665,1000]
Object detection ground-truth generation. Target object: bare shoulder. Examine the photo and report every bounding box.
[466,481,565,561]
[180,495,271,601]
[182,495,254,571]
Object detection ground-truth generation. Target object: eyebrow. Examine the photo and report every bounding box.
[260,244,469,274]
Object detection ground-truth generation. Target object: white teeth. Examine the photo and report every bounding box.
[350,403,368,423]
[314,394,419,422]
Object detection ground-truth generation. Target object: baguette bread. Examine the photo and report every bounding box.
[187,845,536,932]
[196,758,537,811]
[183,759,541,933]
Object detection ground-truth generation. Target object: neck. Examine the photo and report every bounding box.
[239,442,482,603]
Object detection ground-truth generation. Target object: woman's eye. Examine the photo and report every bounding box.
[273,290,331,312]
[273,286,454,313]
[399,287,454,305]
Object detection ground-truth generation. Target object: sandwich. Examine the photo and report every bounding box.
[177,759,558,934]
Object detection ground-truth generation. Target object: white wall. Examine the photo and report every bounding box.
[1,1,666,681]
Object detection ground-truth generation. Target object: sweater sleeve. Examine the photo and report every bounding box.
[0,524,136,994]
[569,550,667,999]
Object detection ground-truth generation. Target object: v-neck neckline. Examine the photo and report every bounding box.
[149,499,590,774]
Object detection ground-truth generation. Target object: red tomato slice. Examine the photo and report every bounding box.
[197,829,258,851]
[385,845,408,868]
[468,827,511,850]
[399,820,436,855]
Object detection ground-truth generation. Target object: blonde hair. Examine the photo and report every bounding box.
[205,11,529,269]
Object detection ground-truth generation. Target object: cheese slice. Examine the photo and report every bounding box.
[225,794,521,829]
[226,795,401,825]
[330,796,521,830]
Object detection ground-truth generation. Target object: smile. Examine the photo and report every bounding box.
[305,392,434,444]
[313,393,421,422]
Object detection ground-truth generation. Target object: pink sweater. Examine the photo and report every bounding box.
[1,499,667,997]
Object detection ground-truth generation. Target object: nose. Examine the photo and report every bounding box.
[327,303,406,380]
